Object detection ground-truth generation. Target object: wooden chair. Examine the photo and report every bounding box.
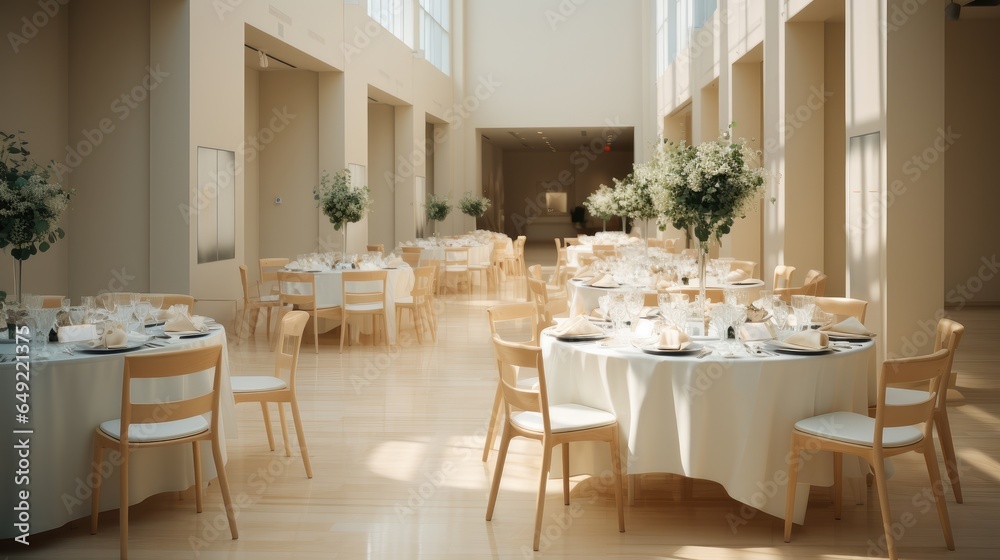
[237,264,280,343]
[775,282,818,304]
[152,294,197,310]
[443,247,472,296]
[401,252,421,268]
[259,257,290,296]
[504,236,526,277]
[490,239,509,286]
[276,271,343,354]
[39,295,67,308]
[730,260,758,278]
[773,265,796,290]
[553,238,562,251]
[528,264,566,299]
[592,244,616,260]
[366,244,384,254]
[483,303,540,462]
[815,297,868,323]
[401,246,423,254]
[784,348,954,560]
[90,345,237,559]
[563,237,581,246]
[873,319,966,503]
[469,251,492,297]
[423,258,443,331]
[646,238,666,249]
[231,310,313,477]
[486,335,625,551]
[527,277,568,331]
[340,270,389,353]
[680,248,699,259]
[395,266,436,344]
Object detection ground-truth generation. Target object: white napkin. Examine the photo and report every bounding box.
[553,315,604,336]
[588,274,620,288]
[359,262,379,271]
[386,257,406,268]
[821,316,875,337]
[782,330,829,350]
[57,324,99,343]
[640,306,659,318]
[726,270,750,283]
[656,276,673,291]
[285,261,302,270]
[164,313,207,333]
[84,321,129,349]
[573,265,595,279]
[656,326,691,350]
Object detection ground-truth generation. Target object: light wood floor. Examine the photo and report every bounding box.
[5,279,1000,559]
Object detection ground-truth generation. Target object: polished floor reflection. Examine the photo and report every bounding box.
[6,281,1000,559]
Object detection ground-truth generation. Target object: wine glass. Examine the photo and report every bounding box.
[791,295,816,331]
[608,298,630,344]
[624,290,643,325]
[26,306,60,358]
[772,301,790,333]
[134,300,152,335]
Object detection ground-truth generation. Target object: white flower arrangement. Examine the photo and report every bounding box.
[458,192,491,217]
[643,126,768,243]
[313,169,372,230]
[426,193,452,222]
[612,173,658,221]
[583,184,620,221]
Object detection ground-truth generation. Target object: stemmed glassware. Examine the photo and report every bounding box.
[772,300,790,333]
[791,295,816,331]
[608,297,630,345]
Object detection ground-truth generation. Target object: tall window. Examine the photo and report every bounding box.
[655,0,717,76]
[369,0,412,47]
[419,0,450,75]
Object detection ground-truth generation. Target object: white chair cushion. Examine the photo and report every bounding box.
[885,387,933,407]
[231,375,287,393]
[345,302,384,311]
[258,294,279,303]
[99,416,209,443]
[793,411,924,448]
[511,403,616,434]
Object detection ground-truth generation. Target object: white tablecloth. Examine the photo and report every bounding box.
[417,244,492,268]
[541,335,876,523]
[0,329,234,538]
[567,278,765,316]
[285,267,414,344]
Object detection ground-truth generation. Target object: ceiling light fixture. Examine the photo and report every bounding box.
[258,50,269,68]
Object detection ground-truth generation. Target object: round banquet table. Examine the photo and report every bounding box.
[567,277,766,316]
[0,329,235,538]
[283,266,414,344]
[540,333,876,524]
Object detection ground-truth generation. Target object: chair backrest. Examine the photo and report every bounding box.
[775,282,817,303]
[239,265,252,305]
[367,244,384,254]
[491,335,549,432]
[553,238,562,250]
[423,259,443,291]
[445,247,469,268]
[933,318,964,403]
[578,254,599,267]
[802,269,823,286]
[120,345,224,444]
[401,246,423,254]
[527,264,543,281]
[96,292,136,309]
[342,270,387,307]
[646,238,666,249]
[809,273,827,296]
[564,238,581,246]
[275,311,308,389]
[731,260,758,278]
[148,294,196,310]
[259,258,290,291]
[411,266,436,299]
[815,297,868,323]
[773,265,796,290]
[487,302,539,345]
[680,248,699,259]
[592,244,616,259]
[643,292,659,307]
[527,277,554,326]
[276,271,317,309]
[40,295,66,308]
[875,349,951,446]
[401,252,421,268]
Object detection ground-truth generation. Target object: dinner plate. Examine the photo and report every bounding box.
[729,280,760,286]
[633,340,703,356]
[164,330,213,338]
[542,327,607,342]
[765,341,834,355]
[75,342,146,353]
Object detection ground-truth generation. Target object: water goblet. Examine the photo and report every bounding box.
[772,301,790,332]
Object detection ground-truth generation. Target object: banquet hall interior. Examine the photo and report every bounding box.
[2,0,999,558]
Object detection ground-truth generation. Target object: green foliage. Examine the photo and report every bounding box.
[313,169,373,230]
[458,192,491,217]
[426,193,452,222]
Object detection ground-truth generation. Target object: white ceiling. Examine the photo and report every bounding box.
[479,127,634,153]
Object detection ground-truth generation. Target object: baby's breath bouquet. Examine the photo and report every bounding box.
[583,184,620,221]
[612,173,658,222]
[426,193,452,222]
[0,131,74,302]
[314,169,372,230]
[458,192,491,218]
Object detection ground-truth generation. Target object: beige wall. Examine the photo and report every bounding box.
[258,70,319,260]
[501,150,633,239]
[0,0,69,299]
[823,22,846,297]
[244,68,260,285]
[944,19,1000,306]
[368,103,396,248]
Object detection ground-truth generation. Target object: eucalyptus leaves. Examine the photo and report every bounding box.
[313,169,372,230]
[0,131,73,262]
[458,192,491,218]
[426,193,452,222]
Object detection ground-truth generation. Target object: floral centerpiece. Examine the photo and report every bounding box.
[644,126,768,303]
[458,192,491,218]
[314,169,372,249]
[425,193,452,232]
[0,131,74,303]
[583,184,620,230]
[612,172,658,236]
